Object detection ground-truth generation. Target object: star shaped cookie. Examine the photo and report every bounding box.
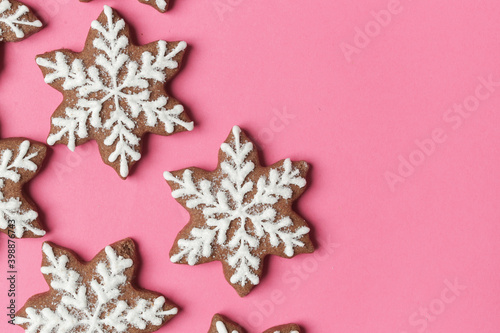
[37,6,192,178]
[0,138,46,238]
[164,126,314,296]
[16,238,179,332]
[0,0,42,42]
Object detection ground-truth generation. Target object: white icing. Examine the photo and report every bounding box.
[38,5,192,178]
[15,243,178,332]
[216,321,239,333]
[0,0,41,40]
[164,126,309,287]
[143,0,167,11]
[0,140,44,238]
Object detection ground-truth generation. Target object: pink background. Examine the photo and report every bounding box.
[1,0,499,332]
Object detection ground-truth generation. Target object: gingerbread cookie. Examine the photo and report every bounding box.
[15,238,178,332]
[0,0,42,42]
[0,138,46,238]
[80,0,169,13]
[164,126,314,296]
[209,314,303,333]
[37,6,192,179]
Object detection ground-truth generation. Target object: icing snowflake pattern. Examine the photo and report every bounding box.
[0,139,46,238]
[80,0,169,13]
[209,314,303,333]
[0,0,42,42]
[37,6,192,178]
[164,126,313,296]
[15,239,178,333]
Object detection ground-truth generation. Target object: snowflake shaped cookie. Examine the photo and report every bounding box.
[80,0,170,13]
[37,6,192,179]
[0,138,46,238]
[15,238,178,333]
[0,0,42,42]
[209,314,303,333]
[164,126,314,296]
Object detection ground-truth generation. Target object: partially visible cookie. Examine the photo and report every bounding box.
[138,0,169,12]
[80,0,169,13]
[37,6,192,179]
[15,238,179,332]
[164,126,314,296]
[0,138,46,238]
[209,314,303,333]
[0,0,42,42]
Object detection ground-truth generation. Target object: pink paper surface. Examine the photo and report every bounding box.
[1,0,499,332]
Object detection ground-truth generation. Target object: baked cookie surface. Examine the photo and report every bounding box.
[15,238,178,332]
[0,0,42,42]
[37,6,192,179]
[164,126,314,296]
[0,138,46,238]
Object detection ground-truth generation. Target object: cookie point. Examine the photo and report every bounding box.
[42,242,52,253]
[120,170,129,178]
[120,238,136,247]
[231,125,241,136]
[158,2,168,11]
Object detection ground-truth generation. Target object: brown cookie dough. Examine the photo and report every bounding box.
[164,126,314,296]
[0,138,46,238]
[37,5,192,179]
[0,0,42,42]
[15,238,179,332]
